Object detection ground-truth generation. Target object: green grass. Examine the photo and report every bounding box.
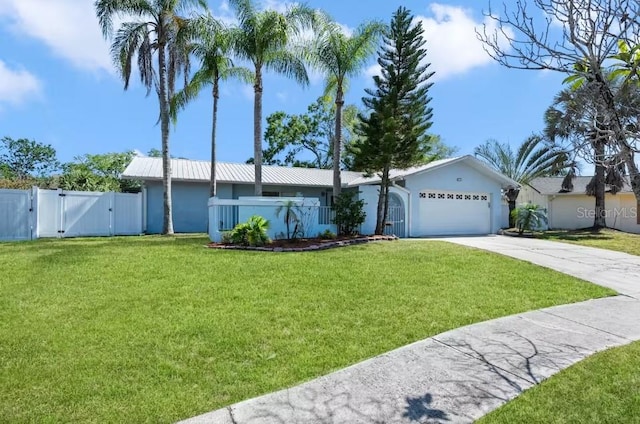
[0,237,614,423]
[538,228,640,257]
[479,341,640,423]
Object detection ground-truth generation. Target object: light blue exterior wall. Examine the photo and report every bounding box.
[145,181,329,234]
[232,185,330,206]
[146,181,212,233]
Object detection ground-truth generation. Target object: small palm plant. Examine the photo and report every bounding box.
[275,200,300,239]
[511,204,548,235]
[246,215,270,246]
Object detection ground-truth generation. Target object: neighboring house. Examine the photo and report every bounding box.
[123,155,518,237]
[519,176,640,234]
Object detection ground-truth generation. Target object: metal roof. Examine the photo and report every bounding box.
[347,155,520,188]
[528,176,633,195]
[123,156,364,187]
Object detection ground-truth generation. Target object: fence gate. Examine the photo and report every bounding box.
[0,189,33,241]
[36,189,143,238]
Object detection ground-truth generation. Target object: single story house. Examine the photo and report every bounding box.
[123,155,518,237]
[519,176,640,233]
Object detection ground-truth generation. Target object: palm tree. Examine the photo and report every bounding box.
[512,203,548,235]
[543,82,631,229]
[171,15,253,198]
[309,19,384,200]
[228,0,315,196]
[474,135,570,226]
[95,0,205,234]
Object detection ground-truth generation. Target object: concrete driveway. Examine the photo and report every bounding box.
[442,235,640,299]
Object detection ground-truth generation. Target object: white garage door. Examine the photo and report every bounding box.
[419,190,491,236]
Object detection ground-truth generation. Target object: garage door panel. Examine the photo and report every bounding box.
[419,190,491,236]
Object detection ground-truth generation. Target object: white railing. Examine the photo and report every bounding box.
[217,205,239,231]
[318,206,335,225]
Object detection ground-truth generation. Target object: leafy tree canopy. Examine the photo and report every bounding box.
[246,97,360,169]
[60,151,139,193]
[0,136,59,179]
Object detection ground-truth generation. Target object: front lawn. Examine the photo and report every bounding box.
[0,237,613,423]
[538,228,640,257]
[479,341,640,423]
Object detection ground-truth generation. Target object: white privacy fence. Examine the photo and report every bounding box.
[0,188,143,241]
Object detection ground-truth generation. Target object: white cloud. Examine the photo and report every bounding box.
[417,4,513,81]
[261,0,291,13]
[365,4,513,83]
[0,60,42,106]
[0,0,114,74]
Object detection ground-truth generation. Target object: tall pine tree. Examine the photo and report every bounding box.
[353,6,435,235]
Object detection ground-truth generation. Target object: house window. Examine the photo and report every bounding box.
[262,191,280,197]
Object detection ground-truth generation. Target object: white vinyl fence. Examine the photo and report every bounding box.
[0,187,143,241]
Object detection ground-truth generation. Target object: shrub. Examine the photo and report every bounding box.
[512,203,548,235]
[318,229,337,240]
[220,231,234,244]
[332,191,366,236]
[246,215,270,247]
[228,215,270,246]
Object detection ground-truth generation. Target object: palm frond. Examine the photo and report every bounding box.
[265,50,309,86]
[95,0,155,38]
[110,21,151,90]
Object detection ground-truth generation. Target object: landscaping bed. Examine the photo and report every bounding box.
[208,234,398,251]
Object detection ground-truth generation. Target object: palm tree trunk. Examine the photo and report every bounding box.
[622,151,640,224]
[210,80,219,198]
[254,66,263,196]
[505,188,519,228]
[158,42,174,235]
[593,140,606,229]
[333,85,344,202]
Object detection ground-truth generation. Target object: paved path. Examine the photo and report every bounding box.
[443,235,640,299]
[179,237,640,424]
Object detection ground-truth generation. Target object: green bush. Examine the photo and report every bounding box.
[318,229,337,240]
[220,231,234,244]
[228,215,270,246]
[512,203,548,235]
[332,192,366,236]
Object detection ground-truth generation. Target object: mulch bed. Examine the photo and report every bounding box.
[207,235,398,252]
[499,229,537,238]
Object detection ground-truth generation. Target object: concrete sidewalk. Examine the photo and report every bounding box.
[178,237,640,423]
[443,235,640,299]
[179,295,640,424]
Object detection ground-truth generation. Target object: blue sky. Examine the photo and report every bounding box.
[0,0,567,165]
